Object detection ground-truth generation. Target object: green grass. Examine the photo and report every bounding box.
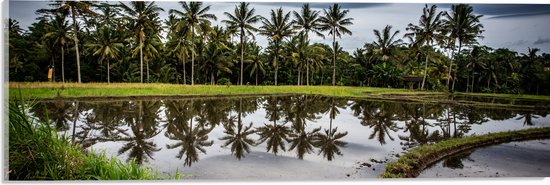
[8,82,443,99]
[380,127,550,178]
[8,93,179,180]
[457,92,550,101]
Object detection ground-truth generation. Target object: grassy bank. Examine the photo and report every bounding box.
[380,127,550,178]
[7,82,438,99]
[8,95,178,180]
[9,82,550,102]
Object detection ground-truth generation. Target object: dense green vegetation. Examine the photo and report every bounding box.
[8,94,178,180]
[8,2,550,95]
[380,127,550,178]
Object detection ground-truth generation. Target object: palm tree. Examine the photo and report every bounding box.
[372,25,403,62]
[119,1,164,83]
[319,4,353,86]
[166,14,191,84]
[223,2,262,85]
[443,4,484,91]
[259,8,295,86]
[405,4,444,90]
[47,1,97,83]
[245,42,265,85]
[86,28,123,83]
[292,3,324,41]
[170,2,217,85]
[43,14,72,83]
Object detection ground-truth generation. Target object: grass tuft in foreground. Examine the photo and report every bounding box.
[8,94,177,180]
[380,127,550,178]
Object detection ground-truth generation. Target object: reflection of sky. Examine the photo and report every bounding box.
[40,97,550,180]
[8,1,550,53]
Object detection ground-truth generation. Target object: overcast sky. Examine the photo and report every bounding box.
[8,0,550,54]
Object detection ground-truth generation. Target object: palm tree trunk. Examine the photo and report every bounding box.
[146,59,150,82]
[61,46,65,83]
[421,51,429,90]
[182,53,186,84]
[332,28,336,86]
[297,65,301,85]
[306,63,310,86]
[472,68,475,93]
[452,42,462,92]
[255,71,258,86]
[240,27,244,86]
[71,7,82,83]
[107,59,110,83]
[446,41,456,88]
[211,72,215,85]
[191,26,195,86]
[274,43,278,86]
[140,36,143,83]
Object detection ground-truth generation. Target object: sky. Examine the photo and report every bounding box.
[7,0,550,54]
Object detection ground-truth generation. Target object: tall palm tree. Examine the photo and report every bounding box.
[319,4,353,86]
[223,2,262,85]
[259,8,295,86]
[86,28,123,83]
[372,25,403,62]
[43,14,72,83]
[443,4,484,91]
[170,2,217,85]
[47,1,97,83]
[292,3,324,41]
[119,1,164,83]
[405,4,444,90]
[166,14,191,84]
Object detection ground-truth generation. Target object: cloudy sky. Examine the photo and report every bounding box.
[8,0,550,54]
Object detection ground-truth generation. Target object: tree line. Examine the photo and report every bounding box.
[7,1,550,94]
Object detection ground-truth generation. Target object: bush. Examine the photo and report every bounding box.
[217,78,230,85]
[8,94,175,180]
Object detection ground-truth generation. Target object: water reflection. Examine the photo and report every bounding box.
[28,95,550,171]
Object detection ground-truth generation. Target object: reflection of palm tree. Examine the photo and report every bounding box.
[289,127,320,160]
[313,127,347,161]
[516,112,539,126]
[220,98,256,160]
[362,103,401,145]
[118,101,162,165]
[256,97,292,155]
[312,97,348,161]
[31,100,73,132]
[287,95,322,159]
[164,99,214,167]
[165,121,214,167]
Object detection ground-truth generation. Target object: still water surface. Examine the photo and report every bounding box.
[28,95,550,179]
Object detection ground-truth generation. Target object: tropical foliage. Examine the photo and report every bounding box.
[8,2,550,95]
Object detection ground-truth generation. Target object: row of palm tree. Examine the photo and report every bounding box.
[8,2,550,94]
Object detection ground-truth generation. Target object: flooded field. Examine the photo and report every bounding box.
[27,95,550,179]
